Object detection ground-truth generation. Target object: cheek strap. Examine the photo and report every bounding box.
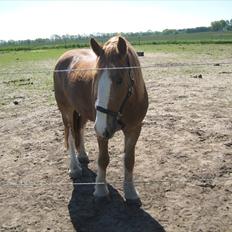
[95,56,134,127]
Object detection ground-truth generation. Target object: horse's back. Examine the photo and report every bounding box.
[54,49,96,77]
[54,49,97,120]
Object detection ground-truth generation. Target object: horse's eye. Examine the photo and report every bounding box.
[116,78,123,85]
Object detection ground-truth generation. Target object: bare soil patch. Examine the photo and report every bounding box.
[0,52,232,232]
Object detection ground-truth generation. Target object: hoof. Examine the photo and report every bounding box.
[78,155,90,164]
[69,168,82,179]
[125,198,142,208]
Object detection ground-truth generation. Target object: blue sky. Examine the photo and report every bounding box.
[0,0,231,40]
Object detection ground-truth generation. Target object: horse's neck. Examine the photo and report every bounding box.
[133,70,146,103]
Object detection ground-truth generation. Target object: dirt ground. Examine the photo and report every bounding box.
[0,50,232,232]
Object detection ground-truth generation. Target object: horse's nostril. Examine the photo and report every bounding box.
[103,130,110,139]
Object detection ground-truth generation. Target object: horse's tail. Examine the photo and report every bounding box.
[73,110,81,150]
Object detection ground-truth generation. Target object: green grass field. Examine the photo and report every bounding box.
[0,42,232,126]
[0,49,66,65]
[128,31,232,44]
[1,43,231,85]
[1,43,232,67]
[1,31,232,52]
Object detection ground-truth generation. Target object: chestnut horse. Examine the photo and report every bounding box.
[53,36,148,206]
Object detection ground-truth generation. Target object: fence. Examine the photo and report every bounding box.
[0,59,232,188]
[0,61,232,76]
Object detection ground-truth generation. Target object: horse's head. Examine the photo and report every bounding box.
[91,36,133,139]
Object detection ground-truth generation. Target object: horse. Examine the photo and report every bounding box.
[53,36,148,206]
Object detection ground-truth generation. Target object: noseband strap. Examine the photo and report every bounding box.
[96,105,120,119]
[96,57,134,127]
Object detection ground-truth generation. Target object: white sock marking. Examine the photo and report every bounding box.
[68,129,81,176]
[94,167,109,197]
[124,165,139,200]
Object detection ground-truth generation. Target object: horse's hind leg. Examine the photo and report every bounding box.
[61,111,82,178]
[68,127,82,178]
[123,124,142,207]
[62,114,69,149]
[77,126,89,164]
[73,111,89,164]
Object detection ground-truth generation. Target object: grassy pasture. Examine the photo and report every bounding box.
[0,43,232,108]
[0,49,66,65]
[129,31,232,44]
[1,43,232,65]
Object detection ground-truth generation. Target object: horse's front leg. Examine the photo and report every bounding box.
[94,137,109,198]
[123,124,142,207]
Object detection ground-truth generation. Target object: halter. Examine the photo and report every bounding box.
[96,57,134,128]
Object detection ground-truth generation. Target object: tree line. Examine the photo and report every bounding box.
[0,19,232,50]
[159,19,232,35]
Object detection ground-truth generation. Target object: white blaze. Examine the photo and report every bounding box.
[95,70,112,137]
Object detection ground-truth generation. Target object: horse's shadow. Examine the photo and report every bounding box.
[68,165,166,232]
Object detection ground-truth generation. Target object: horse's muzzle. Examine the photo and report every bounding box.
[102,128,114,139]
[94,125,115,139]
[94,113,121,139]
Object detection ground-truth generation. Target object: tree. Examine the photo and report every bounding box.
[51,34,61,41]
[162,29,177,35]
[211,20,227,31]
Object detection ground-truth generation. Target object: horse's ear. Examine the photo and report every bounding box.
[90,38,103,57]
[117,36,127,57]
